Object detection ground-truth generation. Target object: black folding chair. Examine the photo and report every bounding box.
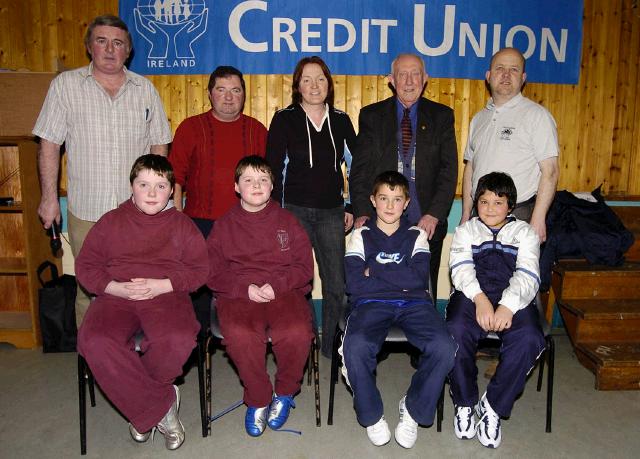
[200,301,321,435]
[78,333,209,455]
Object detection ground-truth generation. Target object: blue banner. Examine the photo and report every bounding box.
[120,0,583,83]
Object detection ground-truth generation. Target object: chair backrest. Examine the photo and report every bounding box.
[209,297,305,343]
[535,293,552,337]
[209,298,223,339]
[340,275,435,342]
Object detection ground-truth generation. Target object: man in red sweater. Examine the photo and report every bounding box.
[207,156,314,437]
[169,66,267,237]
[170,66,268,333]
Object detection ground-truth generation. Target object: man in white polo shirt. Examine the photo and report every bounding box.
[460,47,559,242]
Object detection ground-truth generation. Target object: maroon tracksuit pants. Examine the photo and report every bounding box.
[217,291,314,407]
[77,293,200,432]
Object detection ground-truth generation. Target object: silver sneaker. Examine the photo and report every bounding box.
[156,385,185,450]
[128,423,151,443]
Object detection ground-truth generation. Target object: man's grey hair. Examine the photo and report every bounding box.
[390,53,426,75]
[84,14,132,50]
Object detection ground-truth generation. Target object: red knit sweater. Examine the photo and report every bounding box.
[207,200,313,300]
[75,199,209,308]
[169,111,267,220]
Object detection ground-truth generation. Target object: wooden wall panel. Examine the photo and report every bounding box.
[612,0,640,195]
[630,62,640,196]
[249,74,267,127]
[1,0,639,197]
[0,3,9,70]
[266,74,282,121]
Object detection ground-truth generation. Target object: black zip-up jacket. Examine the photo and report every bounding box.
[266,103,356,209]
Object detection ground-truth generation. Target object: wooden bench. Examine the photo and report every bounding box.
[576,343,640,390]
[550,205,640,390]
[545,206,640,321]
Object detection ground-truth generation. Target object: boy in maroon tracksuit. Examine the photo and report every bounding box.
[76,155,208,450]
[207,155,314,437]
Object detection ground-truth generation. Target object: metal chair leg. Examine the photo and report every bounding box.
[78,355,87,455]
[197,334,208,437]
[437,382,445,432]
[537,348,546,392]
[546,336,554,433]
[313,337,321,426]
[327,327,342,425]
[307,344,313,386]
[205,336,212,436]
[87,369,96,408]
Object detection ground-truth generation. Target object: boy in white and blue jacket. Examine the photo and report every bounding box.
[341,171,455,449]
[447,172,545,449]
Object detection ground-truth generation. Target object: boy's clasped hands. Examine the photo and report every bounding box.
[473,292,514,332]
[105,278,173,301]
[248,283,275,302]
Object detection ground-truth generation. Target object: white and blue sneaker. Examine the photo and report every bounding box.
[475,393,502,448]
[453,405,475,440]
[267,395,295,430]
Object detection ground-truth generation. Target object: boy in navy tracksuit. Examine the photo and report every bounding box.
[447,172,545,449]
[341,171,455,449]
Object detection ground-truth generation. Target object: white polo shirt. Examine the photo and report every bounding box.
[464,93,558,203]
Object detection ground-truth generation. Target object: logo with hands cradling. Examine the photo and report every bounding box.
[134,0,208,63]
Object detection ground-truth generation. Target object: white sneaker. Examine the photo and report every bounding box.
[475,393,502,448]
[394,396,418,448]
[453,405,475,440]
[366,416,391,446]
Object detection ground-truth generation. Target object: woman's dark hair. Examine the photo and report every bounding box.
[473,172,517,210]
[291,56,334,106]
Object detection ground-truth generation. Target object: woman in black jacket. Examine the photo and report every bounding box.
[267,56,356,357]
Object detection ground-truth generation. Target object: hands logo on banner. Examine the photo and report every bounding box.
[134,0,208,59]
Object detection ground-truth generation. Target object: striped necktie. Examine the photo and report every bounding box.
[401,108,412,156]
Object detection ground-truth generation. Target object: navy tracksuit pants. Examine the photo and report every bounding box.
[341,301,456,427]
[446,290,545,417]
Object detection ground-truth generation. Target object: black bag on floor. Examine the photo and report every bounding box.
[37,261,77,352]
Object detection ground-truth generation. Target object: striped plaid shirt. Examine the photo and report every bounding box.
[33,63,171,222]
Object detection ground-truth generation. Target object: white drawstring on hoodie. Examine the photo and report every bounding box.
[302,103,338,171]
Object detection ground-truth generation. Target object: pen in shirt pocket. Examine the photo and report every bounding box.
[145,108,149,120]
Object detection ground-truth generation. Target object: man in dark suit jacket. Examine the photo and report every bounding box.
[349,53,458,300]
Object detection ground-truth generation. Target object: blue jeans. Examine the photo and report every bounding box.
[284,204,346,357]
